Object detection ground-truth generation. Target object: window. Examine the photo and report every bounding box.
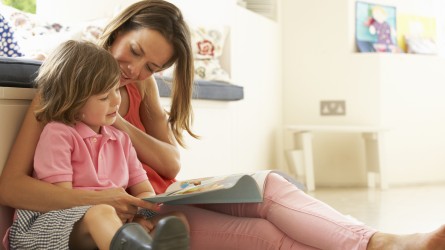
[237,0,276,21]
[2,0,36,13]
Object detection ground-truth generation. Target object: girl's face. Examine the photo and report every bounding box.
[79,83,121,133]
[110,28,174,86]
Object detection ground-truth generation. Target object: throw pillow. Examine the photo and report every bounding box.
[191,25,231,83]
[160,25,231,83]
[0,13,23,57]
[191,26,227,60]
[0,4,70,59]
[194,59,231,82]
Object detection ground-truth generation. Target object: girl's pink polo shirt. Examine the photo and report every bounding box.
[33,122,148,190]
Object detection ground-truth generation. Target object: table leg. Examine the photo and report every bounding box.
[363,132,388,189]
[376,132,388,189]
[300,132,315,191]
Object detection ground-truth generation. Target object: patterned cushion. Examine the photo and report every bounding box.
[0,4,107,59]
[191,26,231,82]
[191,26,227,60]
[194,59,230,82]
[0,4,68,59]
[160,25,231,83]
[0,13,23,57]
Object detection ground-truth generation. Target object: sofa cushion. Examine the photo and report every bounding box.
[0,57,40,88]
[157,77,244,101]
[0,56,244,101]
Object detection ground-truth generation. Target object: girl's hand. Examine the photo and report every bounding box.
[133,214,155,233]
[97,188,159,222]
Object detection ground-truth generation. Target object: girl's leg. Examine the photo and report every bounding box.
[160,204,319,250]
[71,205,189,250]
[200,173,376,250]
[70,204,122,249]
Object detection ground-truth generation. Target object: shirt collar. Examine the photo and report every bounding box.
[74,122,117,141]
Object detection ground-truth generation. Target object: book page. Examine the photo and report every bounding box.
[165,174,243,197]
[145,172,268,204]
[248,170,272,194]
[166,170,272,194]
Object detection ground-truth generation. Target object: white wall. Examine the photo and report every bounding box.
[282,0,445,187]
[172,1,283,179]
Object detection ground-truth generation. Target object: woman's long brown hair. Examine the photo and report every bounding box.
[98,0,197,147]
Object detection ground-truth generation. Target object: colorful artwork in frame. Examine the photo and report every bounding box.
[397,14,437,54]
[355,1,400,53]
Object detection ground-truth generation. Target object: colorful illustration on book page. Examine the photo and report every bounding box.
[356,1,400,53]
[168,175,238,196]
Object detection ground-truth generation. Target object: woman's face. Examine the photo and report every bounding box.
[110,28,174,86]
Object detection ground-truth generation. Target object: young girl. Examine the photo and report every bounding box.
[6,40,189,250]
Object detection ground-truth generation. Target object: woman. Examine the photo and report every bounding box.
[0,0,444,249]
[8,39,189,250]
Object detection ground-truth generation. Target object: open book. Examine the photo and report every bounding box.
[143,170,303,205]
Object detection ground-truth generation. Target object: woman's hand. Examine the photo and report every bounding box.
[97,188,159,222]
[111,112,126,132]
[114,82,181,179]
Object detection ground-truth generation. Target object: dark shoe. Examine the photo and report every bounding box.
[151,216,189,250]
[110,223,153,250]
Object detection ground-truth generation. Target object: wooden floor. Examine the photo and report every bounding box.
[309,184,445,234]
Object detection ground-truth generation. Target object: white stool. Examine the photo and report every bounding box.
[285,125,389,191]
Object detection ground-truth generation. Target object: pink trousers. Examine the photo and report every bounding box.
[162,173,376,250]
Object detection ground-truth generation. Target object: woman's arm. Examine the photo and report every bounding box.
[114,76,180,179]
[0,96,155,217]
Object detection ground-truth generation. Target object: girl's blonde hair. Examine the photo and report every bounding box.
[98,0,197,147]
[34,40,120,125]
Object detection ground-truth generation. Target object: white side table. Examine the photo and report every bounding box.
[285,125,389,191]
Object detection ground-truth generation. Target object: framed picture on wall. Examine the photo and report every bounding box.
[355,1,400,53]
[397,14,437,54]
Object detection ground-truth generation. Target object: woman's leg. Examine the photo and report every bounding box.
[160,204,318,250]
[366,226,445,250]
[199,173,375,250]
[200,173,445,250]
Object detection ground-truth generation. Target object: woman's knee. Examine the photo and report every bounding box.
[162,211,189,231]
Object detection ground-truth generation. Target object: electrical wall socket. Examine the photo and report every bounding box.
[320,100,346,116]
